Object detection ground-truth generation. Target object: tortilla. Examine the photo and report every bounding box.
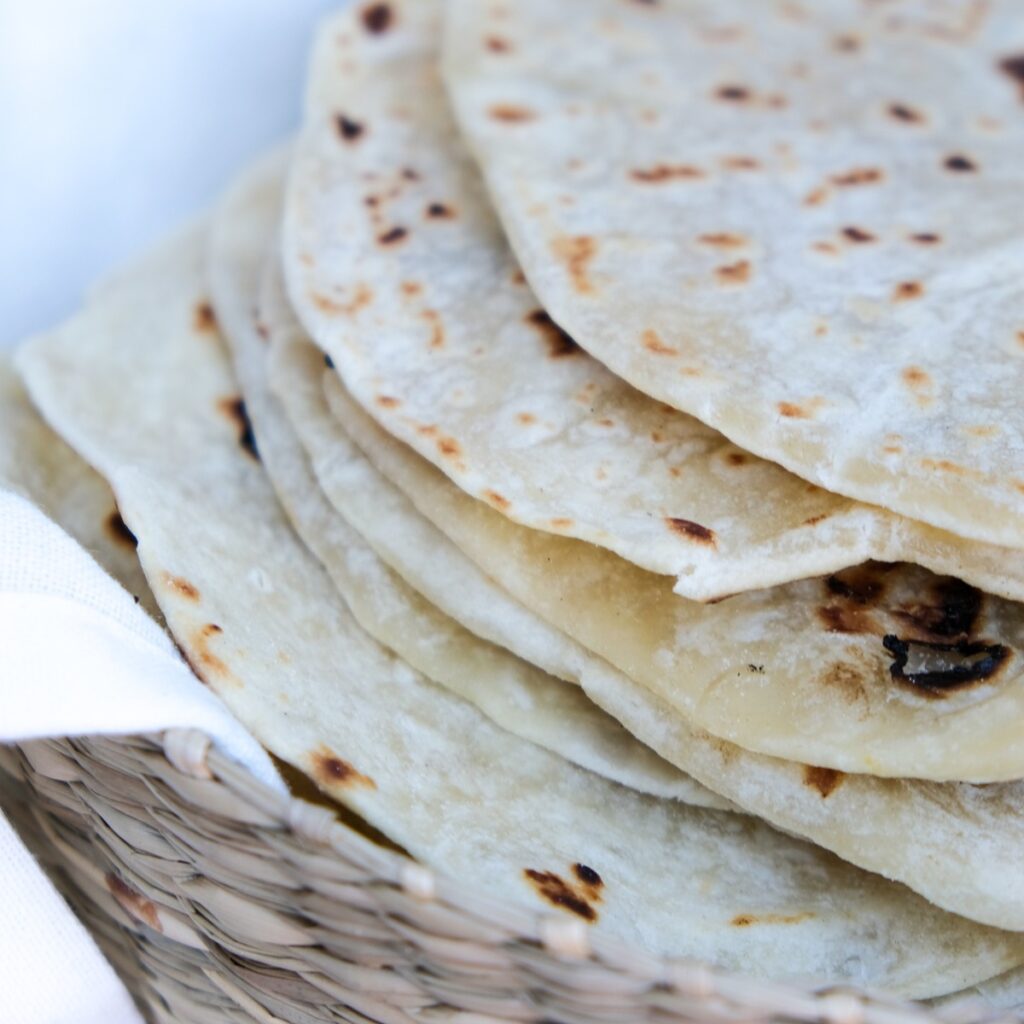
[284,0,1024,603]
[0,356,157,616]
[209,152,721,807]
[20,225,1018,997]
[443,0,1024,553]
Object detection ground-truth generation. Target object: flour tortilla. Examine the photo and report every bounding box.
[323,368,1024,785]
[444,0,1024,553]
[0,356,157,616]
[209,152,720,807]
[267,265,1024,930]
[19,226,1018,996]
[284,0,1024,603]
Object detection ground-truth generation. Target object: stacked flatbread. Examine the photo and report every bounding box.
[12,0,1024,1002]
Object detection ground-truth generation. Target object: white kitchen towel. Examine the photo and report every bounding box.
[0,487,285,1024]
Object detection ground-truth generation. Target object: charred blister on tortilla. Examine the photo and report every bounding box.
[217,396,260,461]
[105,508,137,548]
[524,863,604,923]
[883,636,1010,697]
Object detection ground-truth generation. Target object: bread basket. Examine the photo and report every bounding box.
[1,729,1012,1024]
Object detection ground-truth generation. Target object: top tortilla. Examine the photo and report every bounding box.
[443,0,1024,552]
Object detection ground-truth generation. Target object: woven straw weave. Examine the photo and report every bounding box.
[0,731,1018,1024]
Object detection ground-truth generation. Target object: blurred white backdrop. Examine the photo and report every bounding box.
[0,0,342,348]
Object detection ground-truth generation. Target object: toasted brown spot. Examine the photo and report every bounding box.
[106,875,161,932]
[842,226,875,243]
[732,912,813,927]
[485,35,511,52]
[666,517,717,546]
[716,84,750,101]
[106,510,137,548]
[725,452,748,466]
[818,604,876,634]
[802,514,829,527]
[715,259,751,284]
[721,155,761,171]
[361,3,392,33]
[922,458,974,477]
[191,623,229,680]
[630,164,705,183]
[698,232,747,248]
[965,424,999,439]
[517,413,537,426]
[488,104,536,123]
[484,490,510,511]
[777,398,824,419]
[163,573,199,601]
[812,241,839,255]
[803,765,844,798]
[193,301,217,334]
[831,167,883,186]
[902,366,932,397]
[426,202,454,219]
[910,232,941,245]
[888,103,923,124]
[376,395,400,409]
[401,167,419,181]
[336,114,365,141]
[312,283,373,317]
[525,309,581,357]
[511,270,527,286]
[378,226,408,246]
[819,662,868,704]
[549,517,574,529]
[401,281,422,297]
[944,154,977,172]
[642,329,678,356]
[423,309,445,350]
[1017,330,1024,348]
[437,436,461,458]
[524,869,598,922]
[833,33,861,52]
[218,397,259,460]
[417,424,437,437]
[804,187,829,207]
[893,281,924,301]
[999,55,1024,99]
[551,236,597,295]
[312,746,376,789]
[883,635,1010,697]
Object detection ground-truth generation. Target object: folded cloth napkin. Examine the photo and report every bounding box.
[0,488,284,1023]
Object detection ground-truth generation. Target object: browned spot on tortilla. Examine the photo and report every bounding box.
[524,869,599,922]
[777,397,825,419]
[630,164,705,183]
[361,2,392,33]
[573,863,604,903]
[888,103,924,124]
[999,55,1024,99]
[550,517,574,529]
[401,281,422,297]
[965,424,998,438]
[715,259,751,284]
[830,167,883,186]
[426,202,455,219]
[893,281,924,301]
[732,912,813,927]
[517,412,536,425]
[483,490,510,511]
[312,283,373,317]
[833,33,861,52]
[944,154,978,172]
[721,155,761,171]
[485,35,511,52]
[902,366,932,402]
[162,573,199,601]
[819,603,877,634]
[192,623,230,680]
[819,662,869,704]
[401,167,420,181]
[525,309,581,357]
[725,452,748,466]
[666,518,717,546]
[699,232,746,248]
[803,765,844,798]
[814,323,829,337]
[551,236,597,294]
[417,424,437,437]
[378,226,408,246]
[311,746,376,789]
[812,241,838,255]
[910,232,941,244]
[802,514,829,527]
[437,436,461,458]
[193,301,217,334]
[376,395,400,409]
[423,309,444,350]
[511,269,527,286]
[488,104,536,123]
[336,114,365,141]
[106,509,137,548]
[218,397,259,460]
[716,84,750,102]
[642,329,678,355]
[842,226,875,243]
[804,187,830,207]
[922,458,976,478]
[1017,330,1024,348]
[106,874,162,931]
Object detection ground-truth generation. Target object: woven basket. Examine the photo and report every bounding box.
[0,731,1016,1024]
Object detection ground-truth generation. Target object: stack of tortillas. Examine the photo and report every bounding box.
[12,0,1024,1002]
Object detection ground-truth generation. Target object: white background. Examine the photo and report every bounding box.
[0,0,341,349]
